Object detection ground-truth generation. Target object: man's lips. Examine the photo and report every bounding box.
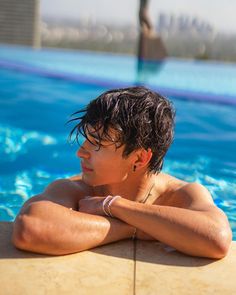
[81,163,93,172]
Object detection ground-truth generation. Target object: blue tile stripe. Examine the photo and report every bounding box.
[0,58,236,106]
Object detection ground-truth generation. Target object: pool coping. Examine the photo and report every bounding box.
[1,221,236,295]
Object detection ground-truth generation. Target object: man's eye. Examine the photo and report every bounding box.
[91,140,102,150]
[86,137,98,146]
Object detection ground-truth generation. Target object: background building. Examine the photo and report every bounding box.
[0,0,41,47]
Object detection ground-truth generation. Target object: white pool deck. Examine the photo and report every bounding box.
[0,221,235,295]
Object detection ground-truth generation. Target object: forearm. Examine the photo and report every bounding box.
[111,198,231,258]
[12,201,134,255]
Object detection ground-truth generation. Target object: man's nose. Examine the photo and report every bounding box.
[76,141,90,159]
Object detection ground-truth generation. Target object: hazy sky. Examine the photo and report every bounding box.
[41,0,236,33]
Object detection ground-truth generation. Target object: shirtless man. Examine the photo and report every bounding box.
[12,86,232,258]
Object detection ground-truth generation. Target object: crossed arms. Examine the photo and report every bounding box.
[12,180,135,255]
[12,179,232,258]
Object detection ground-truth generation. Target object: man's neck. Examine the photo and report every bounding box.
[97,171,155,203]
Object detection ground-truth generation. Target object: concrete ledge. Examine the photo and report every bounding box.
[135,240,236,295]
[0,222,235,295]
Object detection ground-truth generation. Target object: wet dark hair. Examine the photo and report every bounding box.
[68,86,175,174]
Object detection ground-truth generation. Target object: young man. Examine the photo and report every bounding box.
[12,86,232,258]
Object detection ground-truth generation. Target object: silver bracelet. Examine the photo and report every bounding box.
[107,195,121,217]
[102,195,113,216]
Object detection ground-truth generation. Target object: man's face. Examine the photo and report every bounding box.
[76,127,135,187]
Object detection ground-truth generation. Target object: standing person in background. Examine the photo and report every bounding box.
[139,0,153,33]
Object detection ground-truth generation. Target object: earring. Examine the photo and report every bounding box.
[133,165,137,172]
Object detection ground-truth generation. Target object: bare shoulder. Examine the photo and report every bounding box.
[20,176,93,212]
[153,172,187,198]
[173,182,215,210]
[45,176,92,197]
[154,173,216,211]
[42,175,94,204]
[170,179,231,227]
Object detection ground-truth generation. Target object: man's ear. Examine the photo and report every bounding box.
[134,148,153,169]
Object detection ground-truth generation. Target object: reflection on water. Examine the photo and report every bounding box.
[135,59,164,84]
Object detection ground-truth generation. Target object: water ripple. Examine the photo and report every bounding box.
[0,125,57,161]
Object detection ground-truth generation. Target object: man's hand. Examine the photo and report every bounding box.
[78,196,106,216]
[78,197,156,241]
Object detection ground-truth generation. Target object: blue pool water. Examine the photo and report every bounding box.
[0,45,236,240]
[1,45,236,104]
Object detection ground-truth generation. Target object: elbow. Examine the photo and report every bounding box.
[209,227,233,259]
[12,200,52,251]
[12,213,37,251]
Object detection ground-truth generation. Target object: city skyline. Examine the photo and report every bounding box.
[41,0,236,34]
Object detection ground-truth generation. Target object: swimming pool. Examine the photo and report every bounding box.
[0,45,235,240]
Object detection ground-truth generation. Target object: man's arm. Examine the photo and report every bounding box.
[12,180,134,255]
[12,201,134,255]
[109,183,232,259]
